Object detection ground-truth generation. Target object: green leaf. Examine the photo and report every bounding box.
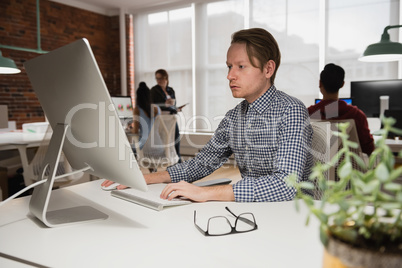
[361,180,380,194]
[351,153,367,169]
[299,181,315,190]
[294,198,300,212]
[396,192,402,203]
[338,200,350,211]
[305,214,310,226]
[332,227,358,244]
[389,126,402,135]
[381,202,402,210]
[389,167,402,181]
[377,191,395,202]
[319,224,329,246]
[372,129,386,136]
[375,163,389,182]
[345,140,358,149]
[384,182,402,192]
[338,162,353,179]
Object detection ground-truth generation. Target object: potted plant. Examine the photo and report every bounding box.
[287,118,402,268]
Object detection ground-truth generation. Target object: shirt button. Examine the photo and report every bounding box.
[248,124,252,128]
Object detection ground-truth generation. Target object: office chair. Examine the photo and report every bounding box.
[310,121,333,199]
[310,119,367,199]
[133,114,179,173]
[328,119,368,173]
[18,126,84,187]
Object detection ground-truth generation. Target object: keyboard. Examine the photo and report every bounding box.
[111,183,191,211]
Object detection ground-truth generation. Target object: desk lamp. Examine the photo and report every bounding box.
[359,25,402,62]
[0,50,21,74]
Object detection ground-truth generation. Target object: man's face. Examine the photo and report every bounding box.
[226,42,274,103]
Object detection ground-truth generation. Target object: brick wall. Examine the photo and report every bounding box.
[126,14,135,104]
[0,0,121,129]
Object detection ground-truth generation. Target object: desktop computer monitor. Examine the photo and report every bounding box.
[314,98,352,105]
[383,110,402,138]
[111,96,134,132]
[351,79,402,117]
[111,96,134,119]
[24,38,147,227]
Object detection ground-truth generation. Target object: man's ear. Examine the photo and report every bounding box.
[264,60,276,79]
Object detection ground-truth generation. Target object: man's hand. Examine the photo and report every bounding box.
[100,179,128,190]
[160,181,235,202]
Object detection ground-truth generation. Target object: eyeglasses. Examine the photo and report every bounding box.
[193,206,258,236]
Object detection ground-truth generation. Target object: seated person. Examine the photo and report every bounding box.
[308,63,374,155]
[133,82,164,157]
[103,28,313,203]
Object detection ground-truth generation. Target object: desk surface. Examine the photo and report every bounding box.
[0,132,45,151]
[0,180,323,268]
[373,136,402,153]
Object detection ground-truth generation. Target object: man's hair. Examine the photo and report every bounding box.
[320,63,345,94]
[231,28,281,84]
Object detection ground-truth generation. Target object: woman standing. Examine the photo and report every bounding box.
[150,69,182,162]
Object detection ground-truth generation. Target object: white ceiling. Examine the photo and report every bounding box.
[50,0,198,16]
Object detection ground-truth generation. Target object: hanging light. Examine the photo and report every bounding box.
[359,25,402,62]
[0,50,21,74]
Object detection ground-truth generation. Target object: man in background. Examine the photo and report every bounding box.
[308,63,374,155]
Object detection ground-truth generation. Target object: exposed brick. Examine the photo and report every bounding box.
[0,0,122,128]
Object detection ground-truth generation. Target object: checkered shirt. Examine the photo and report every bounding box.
[167,85,313,202]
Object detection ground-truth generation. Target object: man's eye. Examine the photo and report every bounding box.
[239,65,245,69]
[227,65,232,70]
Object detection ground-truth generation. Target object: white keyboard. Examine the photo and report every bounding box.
[111,184,191,211]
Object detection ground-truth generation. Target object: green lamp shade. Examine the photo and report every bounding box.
[359,40,402,62]
[0,51,21,74]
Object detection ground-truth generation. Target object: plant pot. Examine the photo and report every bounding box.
[322,236,402,268]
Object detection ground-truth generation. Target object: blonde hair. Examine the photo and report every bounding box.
[231,28,281,84]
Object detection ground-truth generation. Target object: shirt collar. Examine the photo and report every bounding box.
[248,85,276,114]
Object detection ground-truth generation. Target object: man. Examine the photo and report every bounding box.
[308,63,374,155]
[103,28,313,202]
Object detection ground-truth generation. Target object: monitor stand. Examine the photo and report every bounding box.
[29,123,108,227]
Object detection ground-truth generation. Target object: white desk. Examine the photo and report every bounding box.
[0,131,46,168]
[0,132,45,151]
[385,138,402,153]
[0,180,323,268]
[373,136,402,153]
[0,132,47,199]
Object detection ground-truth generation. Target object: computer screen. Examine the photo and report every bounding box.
[314,98,352,105]
[111,96,133,119]
[24,38,147,227]
[351,79,402,117]
[383,110,402,138]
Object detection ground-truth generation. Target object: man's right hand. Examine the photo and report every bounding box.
[100,179,128,190]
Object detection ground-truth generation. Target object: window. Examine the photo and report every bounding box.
[134,7,193,129]
[327,0,399,98]
[250,0,320,107]
[134,0,400,132]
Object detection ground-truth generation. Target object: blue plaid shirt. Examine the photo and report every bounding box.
[167,86,313,202]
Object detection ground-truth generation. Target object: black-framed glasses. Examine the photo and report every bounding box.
[194,206,258,236]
